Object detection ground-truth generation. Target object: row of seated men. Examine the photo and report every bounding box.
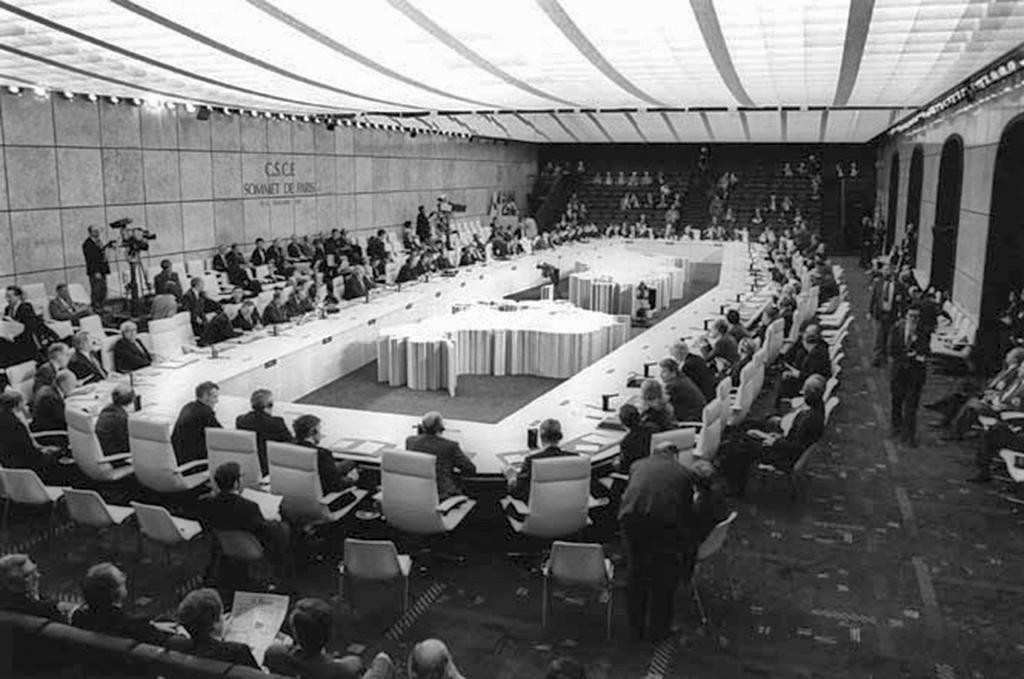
[0,552,592,678]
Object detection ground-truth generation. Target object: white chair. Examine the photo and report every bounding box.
[46,320,74,339]
[67,283,90,306]
[499,456,606,539]
[128,416,209,493]
[147,317,181,360]
[66,408,134,482]
[268,441,366,525]
[339,538,412,614]
[130,501,204,567]
[0,468,64,530]
[206,428,264,489]
[542,541,614,640]
[5,360,36,404]
[79,315,117,339]
[650,428,697,465]
[691,510,738,624]
[695,400,724,461]
[99,335,119,374]
[380,450,476,535]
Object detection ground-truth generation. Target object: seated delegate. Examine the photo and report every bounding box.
[405,412,477,500]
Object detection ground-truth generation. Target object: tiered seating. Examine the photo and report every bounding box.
[576,166,691,228]
[930,298,976,367]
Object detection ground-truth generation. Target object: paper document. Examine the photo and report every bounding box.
[352,441,385,455]
[581,432,619,445]
[240,488,283,521]
[224,591,289,666]
[330,439,357,450]
[573,443,600,453]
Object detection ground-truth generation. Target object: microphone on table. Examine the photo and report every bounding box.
[643,361,657,378]
[601,393,617,412]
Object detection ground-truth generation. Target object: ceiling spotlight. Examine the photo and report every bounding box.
[302,115,310,122]
[32,86,47,97]
[108,95,120,104]
[164,101,176,110]
[87,93,98,102]
[61,90,74,100]
[132,98,142,106]
[6,85,20,94]
[184,102,195,113]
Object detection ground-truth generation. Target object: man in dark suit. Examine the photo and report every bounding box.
[671,340,716,401]
[251,238,269,268]
[889,306,929,446]
[0,554,62,621]
[261,290,289,325]
[235,389,293,476]
[82,225,110,311]
[293,414,357,494]
[68,331,107,384]
[32,369,75,435]
[618,440,698,641]
[71,563,166,644]
[211,245,230,273]
[508,418,577,503]
[0,391,61,482]
[4,285,42,363]
[202,462,290,579]
[778,323,831,401]
[95,385,134,456]
[405,412,477,500]
[367,229,390,280]
[153,259,183,299]
[869,263,901,366]
[181,277,218,338]
[33,341,71,394]
[113,321,152,373]
[659,357,706,423]
[171,381,222,464]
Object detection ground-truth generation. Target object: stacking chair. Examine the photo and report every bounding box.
[542,541,614,640]
[147,317,181,360]
[130,502,204,577]
[0,468,65,531]
[380,450,476,536]
[339,538,412,614]
[691,511,738,624]
[267,441,366,525]
[499,456,606,539]
[212,530,267,587]
[695,400,724,461]
[128,416,209,494]
[66,408,134,483]
[79,315,118,340]
[63,489,134,561]
[206,429,264,488]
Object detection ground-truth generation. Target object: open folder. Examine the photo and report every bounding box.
[240,488,283,521]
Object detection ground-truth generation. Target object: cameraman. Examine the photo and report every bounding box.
[81,226,111,311]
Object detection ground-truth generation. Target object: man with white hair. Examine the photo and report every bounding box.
[408,638,464,679]
[113,320,151,373]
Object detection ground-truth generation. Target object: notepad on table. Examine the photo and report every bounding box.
[241,489,283,521]
[581,432,619,445]
[352,441,385,456]
[572,443,600,453]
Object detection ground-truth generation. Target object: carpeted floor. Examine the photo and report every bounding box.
[8,256,1024,678]
[297,263,721,422]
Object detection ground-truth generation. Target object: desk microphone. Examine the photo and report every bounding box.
[601,393,617,411]
[643,361,657,378]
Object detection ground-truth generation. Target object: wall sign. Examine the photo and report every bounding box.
[243,156,319,197]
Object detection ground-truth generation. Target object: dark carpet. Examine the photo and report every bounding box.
[297,262,721,422]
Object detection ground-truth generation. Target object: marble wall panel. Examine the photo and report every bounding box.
[54,98,101,147]
[1,92,55,146]
[180,151,214,201]
[11,209,64,272]
[102,149,145,205]
[182,201,216,252]
[5,147,59,210]
[142,150,181,203]
[57,148,104,206]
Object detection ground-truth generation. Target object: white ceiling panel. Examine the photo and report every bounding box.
[787,110,825,142]
[0,0,1019,142]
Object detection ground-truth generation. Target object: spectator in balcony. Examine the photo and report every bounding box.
[167,588,258,667]
[0,554,60,620]
[603,171,614,186]
[616,171,627,186]
[835,162,845,178]
[72,562,166,643]
[627,171,639,187]
[783,162,793,178]
[751,207,764,227]
[640,170,652,186]
[850,161,860,178]
[591,171,603,185]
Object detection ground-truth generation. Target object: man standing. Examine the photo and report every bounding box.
[869,263,899,366]
[619,441,697,641]
[171,381,222,464]
[405,412,477,500]
[82,226,110,311]
[889,306,929,446]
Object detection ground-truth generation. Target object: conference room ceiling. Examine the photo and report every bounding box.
[0,0,1021,143]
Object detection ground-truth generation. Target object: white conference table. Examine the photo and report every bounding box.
[68,239,769,477]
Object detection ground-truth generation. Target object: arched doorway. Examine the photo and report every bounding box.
[930,136,963,292]
[905,146,924,265]
[981,116,1024,368]
[886,153,899,251]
